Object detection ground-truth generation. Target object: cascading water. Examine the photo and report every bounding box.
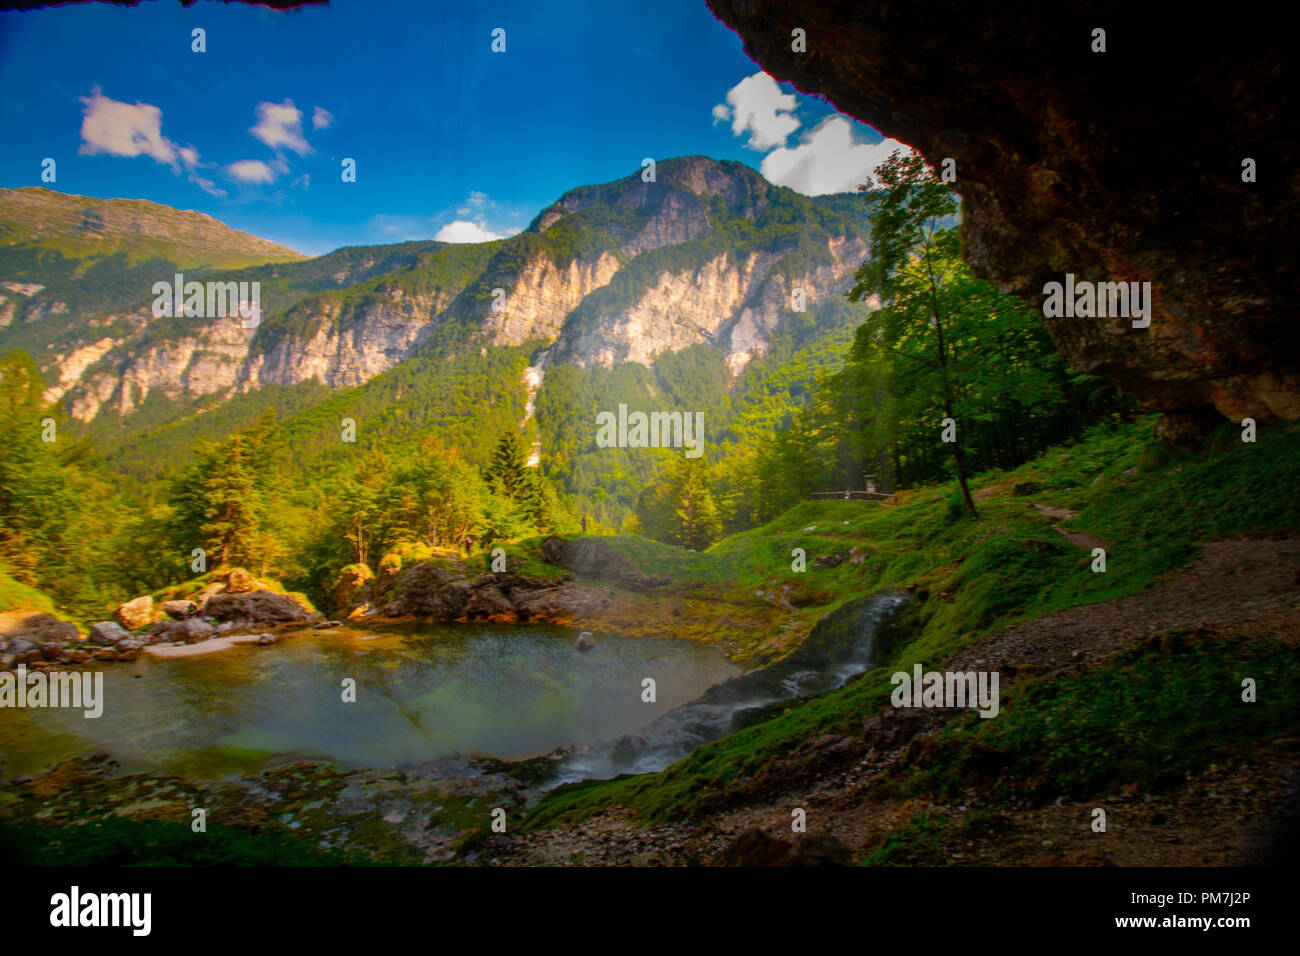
[546,590,908,786]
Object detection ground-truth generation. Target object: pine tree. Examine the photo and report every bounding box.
[484,430,528,500]
[199,434,258,567]
[671,458,723,550]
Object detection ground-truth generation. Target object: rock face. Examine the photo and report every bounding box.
[540,537,669,590]
[706,1,1300,426]
[201,590,322,629]
[366,562,577,623]
[329,564,375,618]
[20,158,873,424]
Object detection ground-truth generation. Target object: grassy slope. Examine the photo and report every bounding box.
[521,416,1300,829]
[0,566,58,616]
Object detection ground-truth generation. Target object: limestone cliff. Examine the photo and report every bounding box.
[11,158,873,423]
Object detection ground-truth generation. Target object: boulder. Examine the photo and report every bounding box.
[256,633,276,646]
[152,618,215,644]
[114,596,153,629]
[540,537,669,589]
[161,600,198,620]
[5,638,44,666]
[173,619,214,644]
[1,613,77,645]
[314,620,343,629]
[225,568,258,594]
[574,631,596,651]
[203,589,321,628]
[89,621,131,647]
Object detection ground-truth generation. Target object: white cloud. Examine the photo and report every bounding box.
[760,116,912,195]
[312,106,333,131]
[716,72,800,151]
[711,103,731,124]
[177,145,200,169]
[291,173,311,190]
[190,175,227,199]
[78,87,178,168]
[455,191,490,216]
[250,99,312,155]
[434,220,506,243]
[225,159,277,184]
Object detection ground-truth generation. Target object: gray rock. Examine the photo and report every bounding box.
[161,600,198,620]
[173,618,214,644]
[203,589,321,628]
[6,638,43,666]
[256,633,276,645]
[1,613,77,645]
[89,621,131,646]
[150,618,214,644]
[574,631,596,651]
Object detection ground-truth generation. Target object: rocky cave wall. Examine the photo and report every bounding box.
[707,0,1300,436]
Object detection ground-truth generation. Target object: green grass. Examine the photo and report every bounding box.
[890,632,1300,805]
[0,567,59,615]
[519,417,1300,829]
[0,817,369,867]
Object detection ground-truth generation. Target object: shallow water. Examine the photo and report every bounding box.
[550,591,906,785]
[0,623,738,778]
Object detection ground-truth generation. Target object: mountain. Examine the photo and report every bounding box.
[0,186,305,268]
[1,158,871,430]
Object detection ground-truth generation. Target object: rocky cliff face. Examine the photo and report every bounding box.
[707,1,1300,433]
[18,158,871,423]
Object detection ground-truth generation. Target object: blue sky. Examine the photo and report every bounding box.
[0,0,905,256]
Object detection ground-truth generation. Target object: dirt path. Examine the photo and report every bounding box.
[492,536,1300,866]
[1031,503,1107,552]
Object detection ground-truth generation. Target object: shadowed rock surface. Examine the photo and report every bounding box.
[707,0,1300,432]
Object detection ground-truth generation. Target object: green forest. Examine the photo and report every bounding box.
[0,154,1130,623]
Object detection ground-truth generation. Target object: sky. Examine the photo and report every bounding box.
[0,0,909,257]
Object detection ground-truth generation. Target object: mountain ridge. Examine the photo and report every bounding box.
[1,157,875,429]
